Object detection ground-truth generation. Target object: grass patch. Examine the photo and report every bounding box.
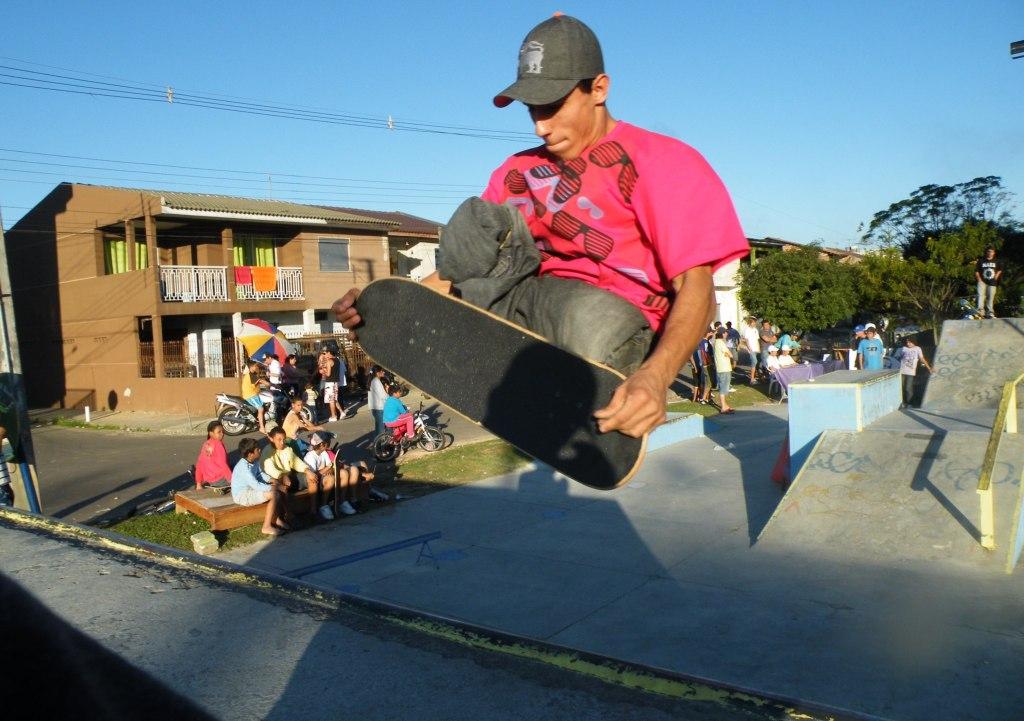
[667,379,773,415]
[384,438,532,499]
[110,513,265,553]
[108,438,533,554]
[53,417,150,432]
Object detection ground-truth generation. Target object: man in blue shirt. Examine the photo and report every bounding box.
[231,437,288,537]
[857,326,885,370]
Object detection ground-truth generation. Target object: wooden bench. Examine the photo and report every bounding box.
[174,486,315,531]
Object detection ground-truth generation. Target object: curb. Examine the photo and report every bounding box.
[1,507,890,721]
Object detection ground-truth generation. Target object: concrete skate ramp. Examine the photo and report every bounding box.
[759,428,1024,570]
[922,318,1024,409]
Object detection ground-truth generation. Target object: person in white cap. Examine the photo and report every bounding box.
[778,346,796,368]
[302,432,356,517]
[765,345,782,374]
[334,13,749,439]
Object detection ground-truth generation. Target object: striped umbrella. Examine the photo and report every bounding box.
[237,318,296,361]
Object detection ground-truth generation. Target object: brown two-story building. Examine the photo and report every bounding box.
[5,183,416,413]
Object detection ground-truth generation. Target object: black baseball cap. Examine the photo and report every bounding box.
[493,14,604,108]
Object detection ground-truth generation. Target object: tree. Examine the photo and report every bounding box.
[858,222,998,342]
[737,246,859,332]
[862,176,1014,258]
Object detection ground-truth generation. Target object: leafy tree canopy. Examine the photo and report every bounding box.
[737,246,859,332]
[857,222,998,341]
[862,176,1015,257]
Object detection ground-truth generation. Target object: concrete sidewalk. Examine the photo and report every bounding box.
[216,403,1024,721]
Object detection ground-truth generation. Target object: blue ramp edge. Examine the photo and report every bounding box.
[647,412,706,453]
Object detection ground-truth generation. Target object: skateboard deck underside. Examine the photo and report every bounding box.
[356,278,645,490]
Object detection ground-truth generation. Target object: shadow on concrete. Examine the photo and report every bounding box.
[704,408,789,544]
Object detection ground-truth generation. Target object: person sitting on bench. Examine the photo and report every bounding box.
[231,437,289,537]
[303,432,357,517]
[263,426,330,521]
[383,384,414,440]
[194,421,232,490]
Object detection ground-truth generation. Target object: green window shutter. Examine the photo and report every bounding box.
[135,241,149,270]
[104,237,128,274]
[233,235,275,266]
[255,238,275,266]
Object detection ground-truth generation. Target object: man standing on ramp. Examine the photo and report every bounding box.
[335,14,748,438]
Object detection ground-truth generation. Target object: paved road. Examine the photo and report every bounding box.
[32,394,491,526]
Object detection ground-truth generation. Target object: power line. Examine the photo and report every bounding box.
[0,147,483,188]
[0,61,536,142]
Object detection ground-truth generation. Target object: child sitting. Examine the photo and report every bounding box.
[382,384,414,440]
[194,421,232,489]
[230,437,289,536]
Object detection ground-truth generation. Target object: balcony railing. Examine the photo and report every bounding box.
[236,266,304,301]
[159,265,228,302]
[158,265,304,302]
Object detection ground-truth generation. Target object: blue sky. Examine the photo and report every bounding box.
[1,0,1021,247]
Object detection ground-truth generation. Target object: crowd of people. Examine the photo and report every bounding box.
[193,345,424,537]
[687,316,934,411]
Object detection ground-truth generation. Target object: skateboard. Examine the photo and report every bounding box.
[958,298,985,320]
[355,278,646,490]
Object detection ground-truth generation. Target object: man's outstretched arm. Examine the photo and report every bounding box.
[594,264,715,438]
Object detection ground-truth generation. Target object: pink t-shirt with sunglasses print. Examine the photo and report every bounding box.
[482,121,748,333]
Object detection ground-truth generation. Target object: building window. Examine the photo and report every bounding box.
[233,234,276,266]
[318,238,350,272]
[103,232,132,275]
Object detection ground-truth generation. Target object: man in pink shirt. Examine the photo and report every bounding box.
[335,14,748,437]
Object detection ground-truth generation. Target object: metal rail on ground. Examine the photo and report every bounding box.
[976,369,1024,551]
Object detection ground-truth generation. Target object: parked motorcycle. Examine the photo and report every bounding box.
[371,403,445,461]
[215,388,312,436]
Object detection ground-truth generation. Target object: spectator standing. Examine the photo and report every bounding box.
[320,350,340,422]
[335,350,350,418]
[725,321,741,352]
[894,337,932,407]
[368,366,388,437]
[282,354,304,397]
[694,330,714,403]
[975,246,1002,319]
[758,320,778,374]
[263,353,283,390]
[713,328,735,414]
[742,316,761,383]
[857,325,885,370]
[848,325,866,370]
[303,382,319,421]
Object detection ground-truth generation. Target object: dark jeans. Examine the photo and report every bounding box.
[902,374,916,405]
[371,409,384,438]
[439,197,653,374]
